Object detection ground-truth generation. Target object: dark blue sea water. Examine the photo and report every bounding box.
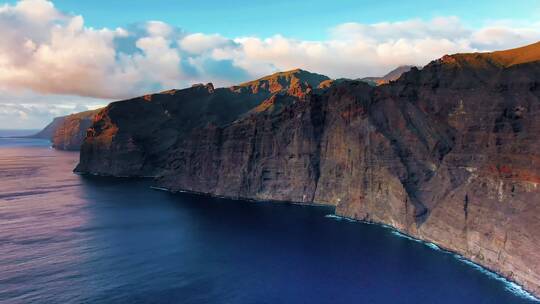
[0,136,538,304]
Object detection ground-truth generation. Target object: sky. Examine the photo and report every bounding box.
[1,0,540,129]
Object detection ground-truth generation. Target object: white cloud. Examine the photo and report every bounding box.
[146,21,173,37]
[7,0,62,23]
[0,90,105,129]
[0,0,188,99]
[132,35,182,88]
[471,24,540,50]
[1,0,540,128]
[331,17,470,42]
[208,17,539,79]
[0,103,85,129]
[180,33,233,54]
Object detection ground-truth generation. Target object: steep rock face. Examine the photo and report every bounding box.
[77,42,540,297]
[75,69,329,176]
[158,86,335,202]
[343,54,540,295]
[32,109,100,150]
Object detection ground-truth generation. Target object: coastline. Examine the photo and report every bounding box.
[327,214,540,302]
[70,168,540,301]
[149,185,335,208]
[149,183,540,302]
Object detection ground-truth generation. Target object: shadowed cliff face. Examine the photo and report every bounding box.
[75,69,329,176]
[32,109,101,150]
[76,42,540,297]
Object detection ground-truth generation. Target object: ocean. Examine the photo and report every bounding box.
[0,135,537,304]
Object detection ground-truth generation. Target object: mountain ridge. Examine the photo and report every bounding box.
[75,69,330,176]
[431,41,540,69]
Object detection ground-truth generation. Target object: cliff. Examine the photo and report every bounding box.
[76,69,329,176]
[76,42,540,297]
[32,109,101,150]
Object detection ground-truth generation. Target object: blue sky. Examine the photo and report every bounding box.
[1,0,540,128]
[6,0,540,39]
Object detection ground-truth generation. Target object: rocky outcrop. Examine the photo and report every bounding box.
[32,109,101,150]
[76,42,540,297]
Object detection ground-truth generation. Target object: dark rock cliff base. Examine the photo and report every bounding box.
[76,44,540,297]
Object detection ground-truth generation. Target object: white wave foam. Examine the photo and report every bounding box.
[391,230,423,244]
[324,214,356,222]
[326,215,540,302]
[455,256,539,302]
[149,186,170,192]
[426,242,440,250]
[391,230,539,301]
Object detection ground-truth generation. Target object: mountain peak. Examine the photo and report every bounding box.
[437,41,540,69]
[382,65,415,81]
[232,69,330,95]
[359,65,415,86]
